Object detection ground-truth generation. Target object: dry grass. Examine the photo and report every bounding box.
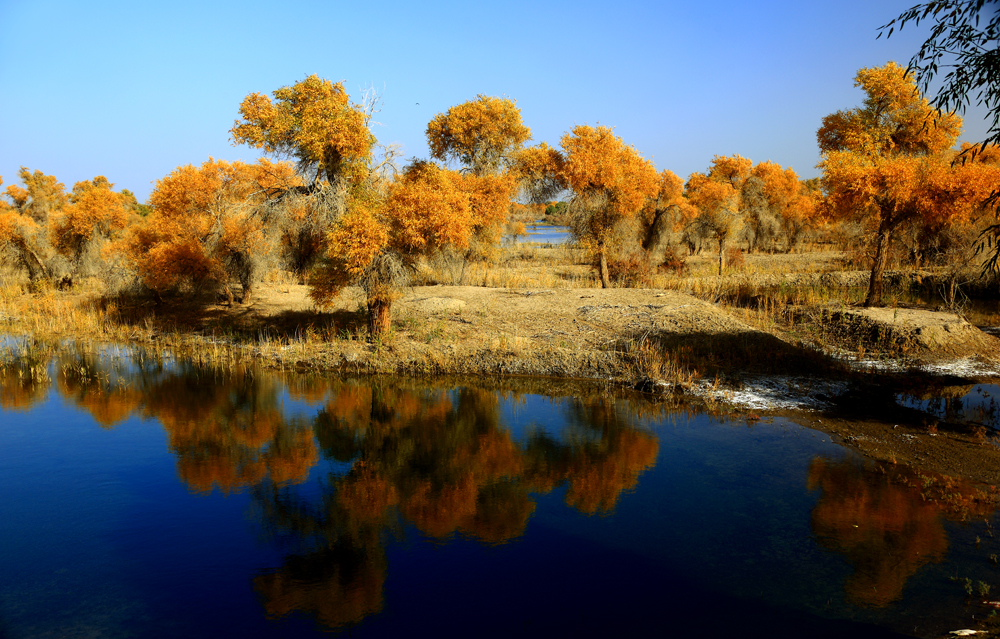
[1,243,997,386]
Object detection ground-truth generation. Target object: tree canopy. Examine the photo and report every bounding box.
[426,95,531,176]
[116,158,300,304]
[818,61,1000,305]
[559,125,660,287]
[231,75,375,187]
[879,1,1000,151]
[310,160,476,336]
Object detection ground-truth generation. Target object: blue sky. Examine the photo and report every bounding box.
[0,0,992,201]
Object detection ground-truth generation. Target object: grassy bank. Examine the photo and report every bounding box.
[1,244,998,392]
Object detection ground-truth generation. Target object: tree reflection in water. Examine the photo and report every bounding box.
[251,380,660,631]
[17,347,321,493]
[0,342,51,411]
[0,345,664,632]
[141,369,318,493]
[808,457,996,608]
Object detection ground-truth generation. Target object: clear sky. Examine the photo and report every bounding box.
[0,0,992,201]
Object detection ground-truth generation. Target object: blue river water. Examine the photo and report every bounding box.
[0,344,997,638]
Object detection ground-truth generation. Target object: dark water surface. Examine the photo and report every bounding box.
[1,344,998,638]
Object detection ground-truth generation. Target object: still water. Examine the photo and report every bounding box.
[513,224,571,245]
[1,343,998,638]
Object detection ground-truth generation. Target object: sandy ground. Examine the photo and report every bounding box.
[243,282,1000,372]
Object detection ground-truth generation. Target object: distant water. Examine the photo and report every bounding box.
[512,224,570,245]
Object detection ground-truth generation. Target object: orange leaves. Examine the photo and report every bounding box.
[427,95,531,175]
[821,148,1000,230]
[49,176,131,261]
[311,161,477,308]
[0,175,52,280]
[117,157,297,297]
[750,161,799,210]
[818,62,988,305]
[558,125,659,286]
[4,168,67,222]
[561,125,659,218]
[231,75,374,184]
[818,61,962,159]
[513,142,565,182]
[707,154,753,188]
[457,171,518,246]
[385,162,473,254]
[311,203,391,306]
[0,177,11,214]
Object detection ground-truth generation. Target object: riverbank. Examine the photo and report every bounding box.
[4,277,1000,488]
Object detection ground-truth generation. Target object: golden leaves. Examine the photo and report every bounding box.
[116,157,298,295]
[4,168,67,222]
[384,161,473,254]
[231,75,375,183]
[820,149,1000,228]
[561,125,659,219]
[427,95,531,175]
[49,176,131,261]
[310,161,479,307]
[818,61,962,158]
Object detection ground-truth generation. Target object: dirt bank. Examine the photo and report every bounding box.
[220,283,1000,487]
[5,281,1000,487]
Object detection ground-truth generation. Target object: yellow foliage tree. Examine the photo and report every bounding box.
[427,95,532,177]
[49,176,131,272]
[310,160,474,336]
[232,74,375,189]
[4,167,67,223]
[232,76,381,278]
[0,169,66,281]
[559,125,660,287]
[818,62,999,306]
[685,163,742,275]
[116,158,299,304]
[425,96,530,275]
[640,169,698,258]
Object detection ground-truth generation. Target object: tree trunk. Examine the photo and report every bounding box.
[717,239,725,276]
[242,281,253,306]
[224,285,235,307]
[642,206,671,255]
[367,298,392,338]
[599,248,610,288]
[864,223,892,307]
[16,240,49,282]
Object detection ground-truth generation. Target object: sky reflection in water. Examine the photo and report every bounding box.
[0,343,996,638]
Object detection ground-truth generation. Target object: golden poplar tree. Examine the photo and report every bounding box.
[817,62,1000,306]
[559,125,660,287]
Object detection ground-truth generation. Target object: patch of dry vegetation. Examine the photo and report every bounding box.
[1,237,999,394]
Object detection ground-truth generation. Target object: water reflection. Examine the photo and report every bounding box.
[147,370,318,494]
[808,457,997,608]
[0,345,664,632]
[250,382,660,630]
[4,345,320,493]
[0,343,50,411]
[6,341,1000,636]
[899,383,1000,432]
